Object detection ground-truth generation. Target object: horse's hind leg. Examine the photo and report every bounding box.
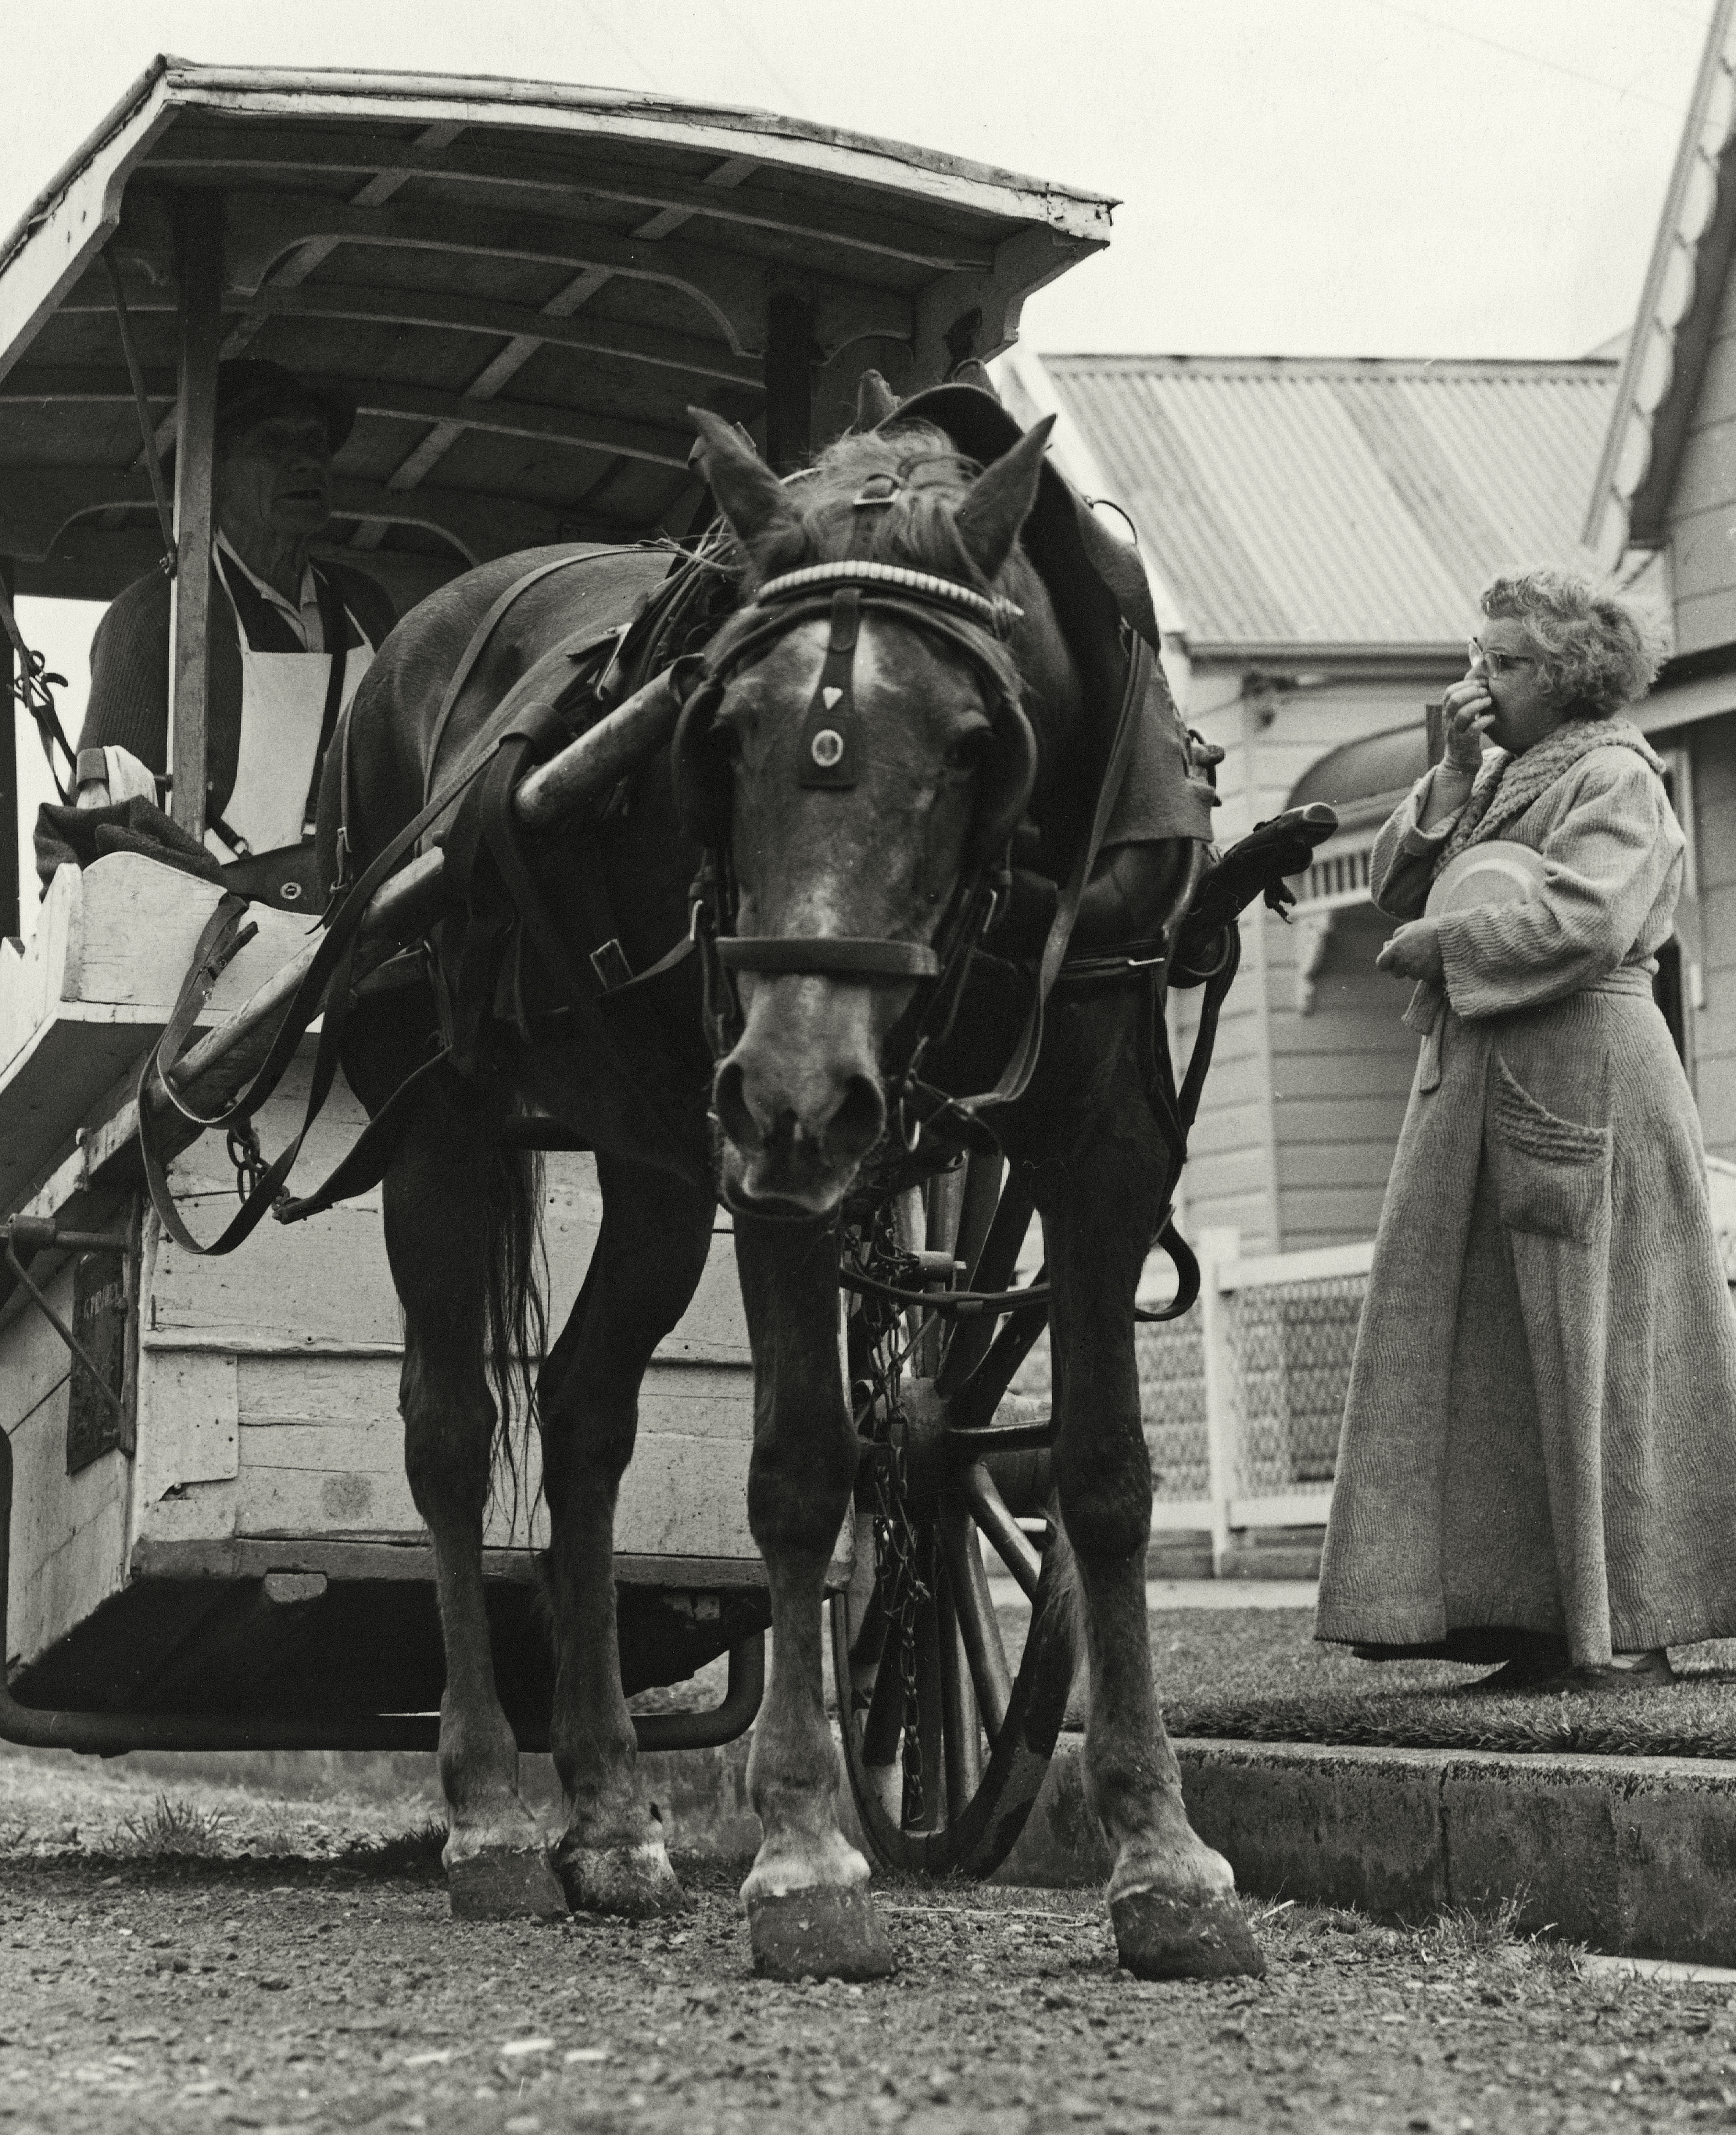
[540,1156,715,1916]
[732,1213,894,1981]
[386,1088,565,1920]
[1039,1059,1265,1981]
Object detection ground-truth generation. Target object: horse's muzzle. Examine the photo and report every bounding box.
[712,985,888,1213]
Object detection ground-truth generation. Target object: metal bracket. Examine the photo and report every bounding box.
[2,1218,132,1419]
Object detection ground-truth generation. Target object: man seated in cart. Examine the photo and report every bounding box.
[75,359,396,906]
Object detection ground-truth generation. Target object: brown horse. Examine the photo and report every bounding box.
[326,378,1263,1982]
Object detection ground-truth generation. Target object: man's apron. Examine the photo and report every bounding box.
[207,562,374,909]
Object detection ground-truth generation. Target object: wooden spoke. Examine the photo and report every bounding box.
[859,1627,905,1771]
[938,1507,1012,1740]
[937,1569,985,1815]
[960,1461,1042,1600]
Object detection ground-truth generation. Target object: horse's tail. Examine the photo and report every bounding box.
[482,1134,548,1537]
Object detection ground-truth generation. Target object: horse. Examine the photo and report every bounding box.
[323,373,1265,1983]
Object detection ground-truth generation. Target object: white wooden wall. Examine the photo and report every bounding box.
[1170,661,1460,1253]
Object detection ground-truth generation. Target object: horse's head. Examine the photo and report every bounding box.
[676,401,1054,1216]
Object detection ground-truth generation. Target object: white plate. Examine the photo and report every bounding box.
[1425,838,1548,917]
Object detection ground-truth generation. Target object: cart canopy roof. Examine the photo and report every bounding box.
[0,57,1112,609]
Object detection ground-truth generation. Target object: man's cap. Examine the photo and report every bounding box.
[209,359,355,455]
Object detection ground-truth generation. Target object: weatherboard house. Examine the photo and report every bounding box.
[1582,0,1736,1183]
[997,343,1623,1257]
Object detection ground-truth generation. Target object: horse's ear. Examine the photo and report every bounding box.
[688,407,799,550]
[954,415,1054,581]
[856,369,901,430]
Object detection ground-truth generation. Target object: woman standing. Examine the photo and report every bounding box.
[1316,568,1736,1691]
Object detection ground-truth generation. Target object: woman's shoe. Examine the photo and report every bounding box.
[1463,1645,1570,1694]
[1535,1651,1676,1696]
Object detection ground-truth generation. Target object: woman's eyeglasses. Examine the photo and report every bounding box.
[1468,636,1536,678]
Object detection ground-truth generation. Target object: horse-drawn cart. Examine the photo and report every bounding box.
[0,60,1114,1799]
[0,67,1332,1969]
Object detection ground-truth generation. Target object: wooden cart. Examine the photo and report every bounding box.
[0,62,1116,1818]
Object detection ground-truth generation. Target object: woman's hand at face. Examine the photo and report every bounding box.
[1376,918,1445,983]
[1440,678,1496,773]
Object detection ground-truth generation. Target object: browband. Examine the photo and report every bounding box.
[754,561,1022,637]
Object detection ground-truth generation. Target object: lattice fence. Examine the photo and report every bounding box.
[1221,1274,1364,1494]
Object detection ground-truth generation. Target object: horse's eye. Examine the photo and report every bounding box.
[712,723,744,764]
[944,730,991,773]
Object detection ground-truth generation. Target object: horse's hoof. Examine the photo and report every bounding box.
[447,1846,569,1922]
[1110,1889,1266,1981]
[747,1885,896,1982]
[557,1840,688,1919]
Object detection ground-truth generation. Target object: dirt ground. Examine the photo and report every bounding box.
[0,1749,1731,2134]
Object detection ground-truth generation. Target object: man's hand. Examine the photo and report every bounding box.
[1376,918,1445,982]
[1439,677,1496,773]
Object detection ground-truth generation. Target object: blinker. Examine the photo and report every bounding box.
[798,587,863,790]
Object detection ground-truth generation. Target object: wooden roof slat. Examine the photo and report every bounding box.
[0,464,590,565]
[210,190,912,358]
[0,366,697,470]
[146,136,999,274]
[59,278,759,387]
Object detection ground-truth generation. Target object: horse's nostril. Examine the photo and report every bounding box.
[713,1060,766,1153]
[827,1073,886,1163]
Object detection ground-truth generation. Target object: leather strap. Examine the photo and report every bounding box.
[946,631,1153,1123]
[421,550,625,808]
[716,937,939,979]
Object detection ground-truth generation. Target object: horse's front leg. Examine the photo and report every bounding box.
[734,1212,895,1981]
[1039,1096,1266,1981]
[386,1096,566,1920]
[541,1157,715,1916]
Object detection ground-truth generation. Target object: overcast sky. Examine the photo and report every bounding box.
[1,0,1715,914]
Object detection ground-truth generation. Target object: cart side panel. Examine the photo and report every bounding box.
[137,1063,760,1568]
[1,1263,130,1672]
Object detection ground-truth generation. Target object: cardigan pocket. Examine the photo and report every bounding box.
[1488,1056,1612,1244]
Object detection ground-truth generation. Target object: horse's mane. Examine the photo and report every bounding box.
[747,422,1004,592]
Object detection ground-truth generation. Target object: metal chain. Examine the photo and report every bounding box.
[226,1120,265,1206]
[852,1212,932,1829]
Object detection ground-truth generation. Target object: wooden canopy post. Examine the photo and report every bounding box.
[0,558,17,943]
[168,193,225,842]
[764,293,816,474]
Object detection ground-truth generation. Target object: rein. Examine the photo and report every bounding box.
[686,558,1152,1146]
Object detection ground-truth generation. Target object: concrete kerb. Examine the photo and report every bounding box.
[96,1730,1736,1966]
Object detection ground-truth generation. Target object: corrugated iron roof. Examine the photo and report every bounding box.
[1037,355,1617,655]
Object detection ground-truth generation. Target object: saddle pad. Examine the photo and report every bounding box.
[1425,839,1547,917]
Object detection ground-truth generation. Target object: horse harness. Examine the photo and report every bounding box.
[674,555,1161,1151]
[135,525,1213,1271]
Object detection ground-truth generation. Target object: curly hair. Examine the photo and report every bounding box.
[1480,569,1669,717]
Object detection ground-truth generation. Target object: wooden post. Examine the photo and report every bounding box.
[0,557,18,943]
[168,193,225,842]
[1195,1227,1241,1578]
[763,293,816,474]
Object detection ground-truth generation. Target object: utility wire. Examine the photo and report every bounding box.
[708,0,810,116]
[1357,0,1701,120]
[575,1,664,91]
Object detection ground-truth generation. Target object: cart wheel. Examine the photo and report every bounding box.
[831,1156,1077,1877]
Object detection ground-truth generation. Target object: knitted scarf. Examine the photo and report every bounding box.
[1433,713,1662,879]
[1403,713,1663,1083]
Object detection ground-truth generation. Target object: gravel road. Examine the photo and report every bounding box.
[0,1748,1730,2134]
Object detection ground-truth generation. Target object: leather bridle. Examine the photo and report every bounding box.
[679,556,1153,1149]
